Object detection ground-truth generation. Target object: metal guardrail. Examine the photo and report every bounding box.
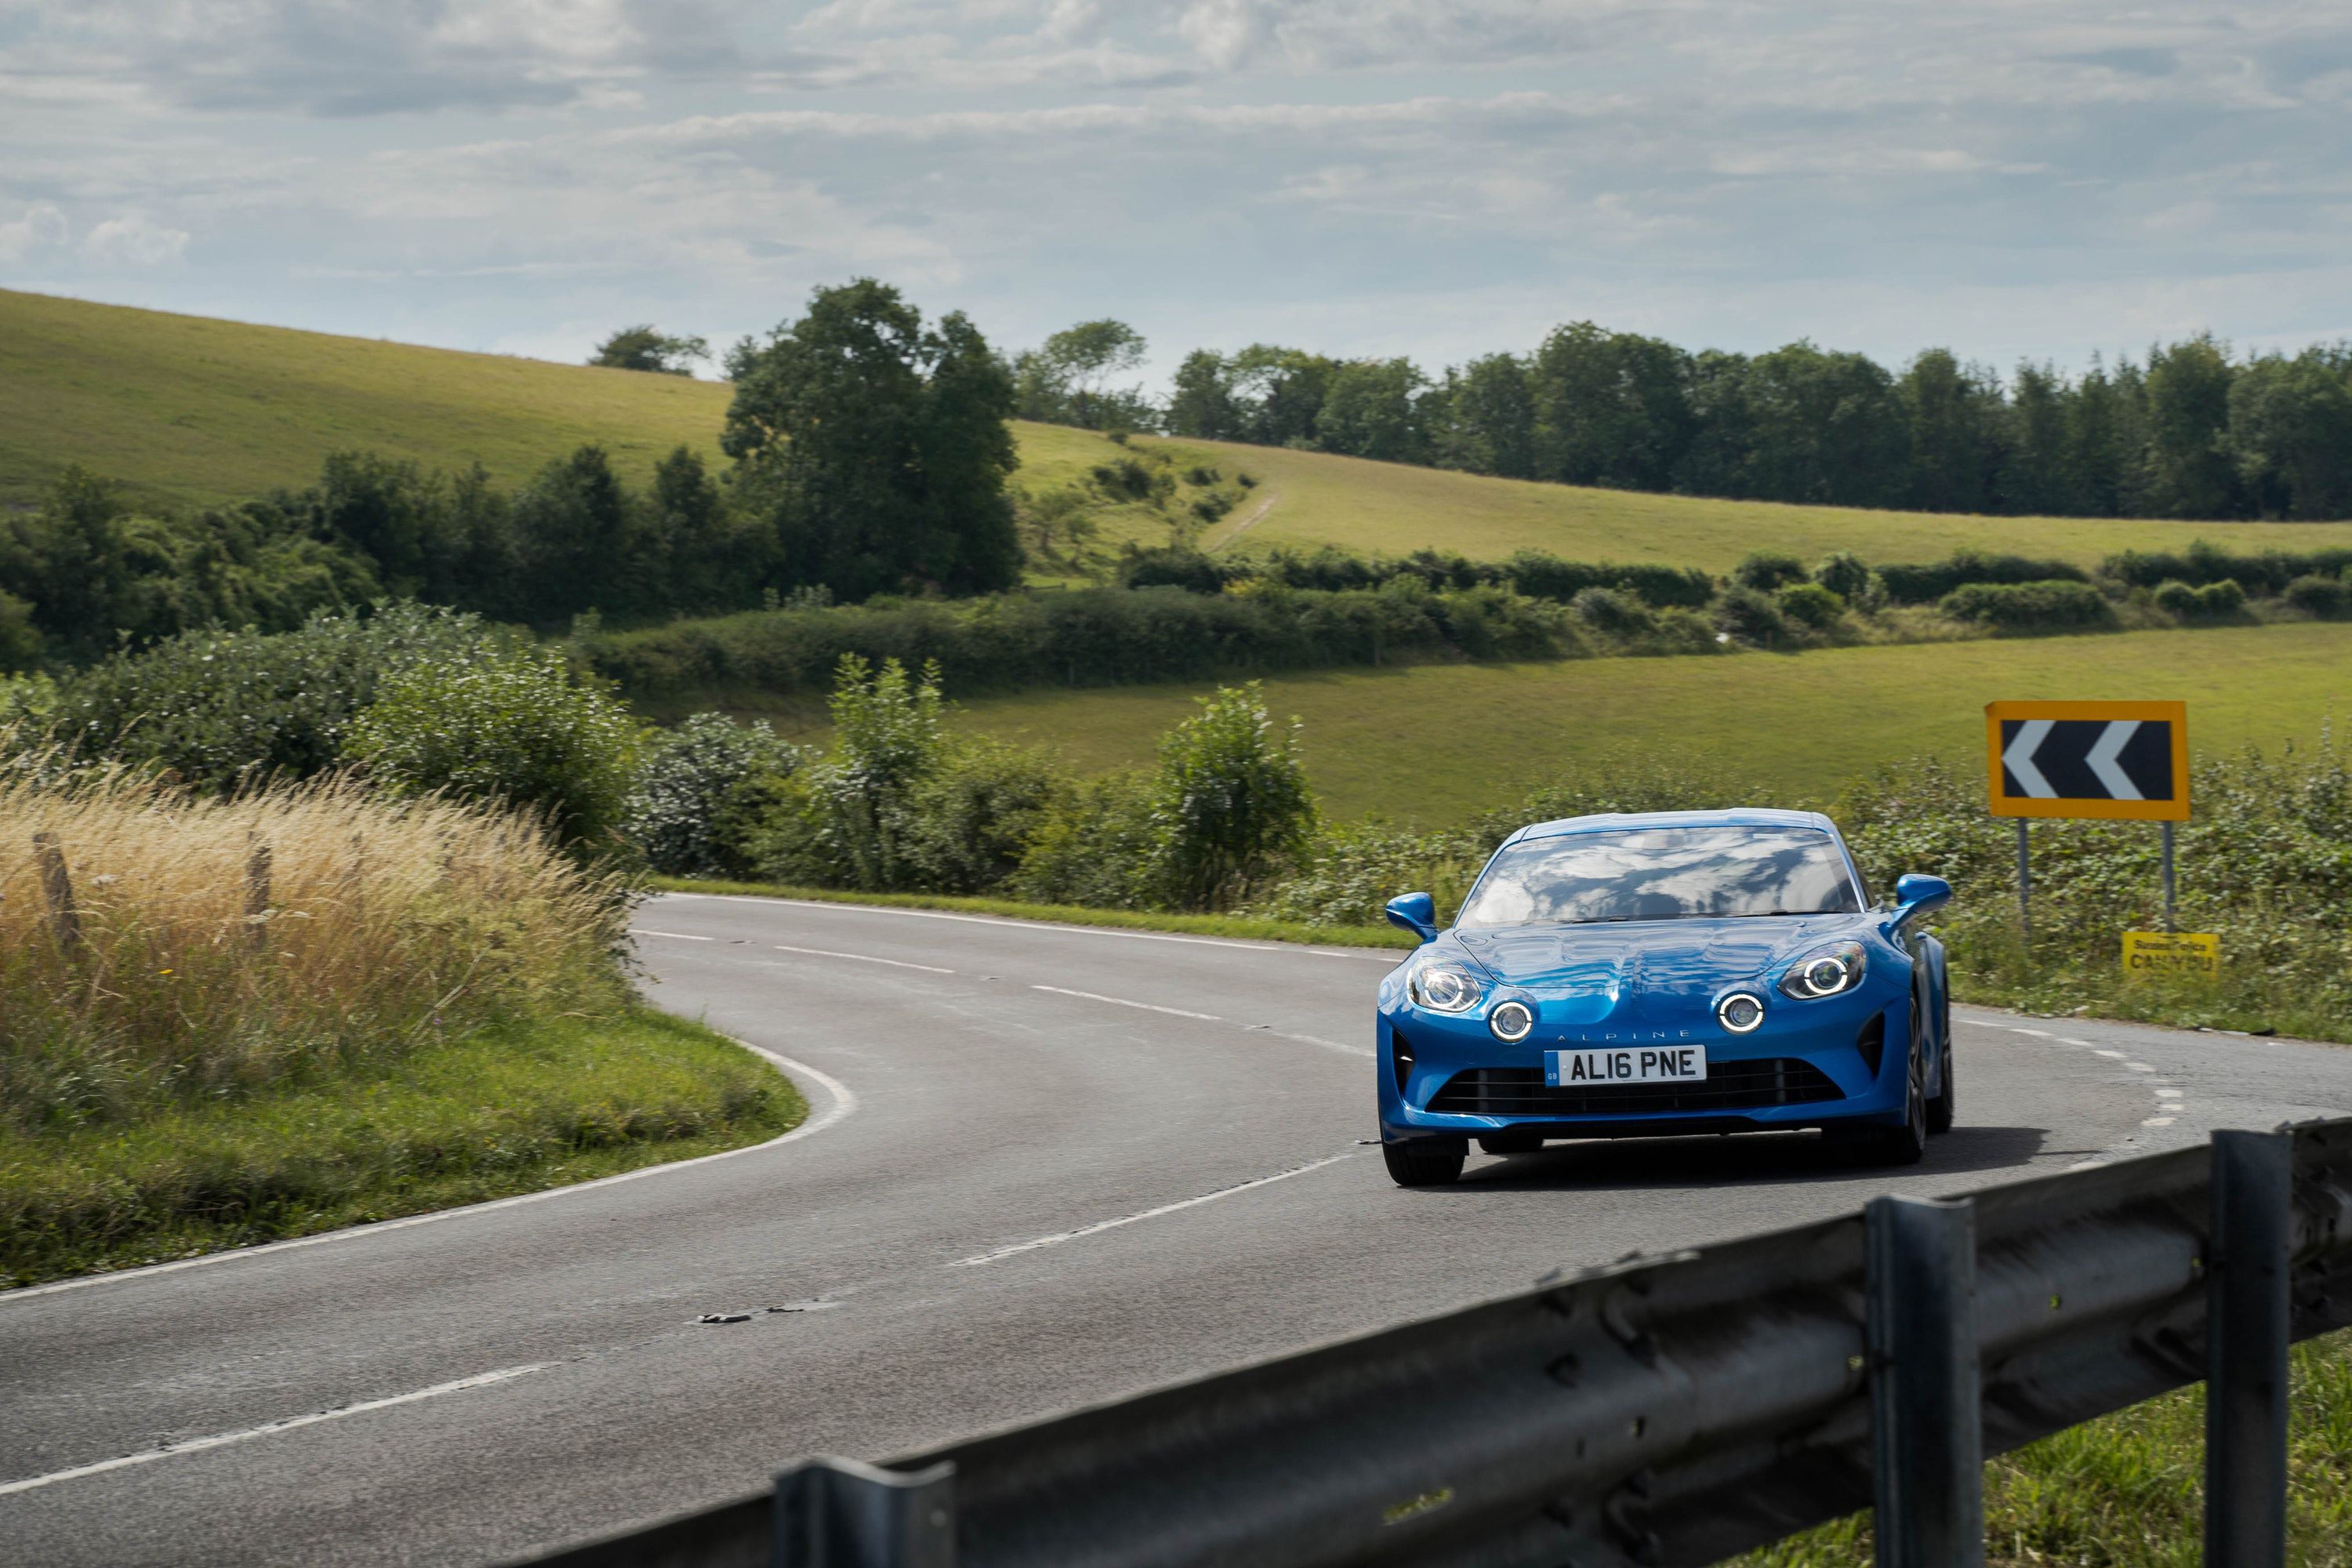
[520,1120,2352,1568]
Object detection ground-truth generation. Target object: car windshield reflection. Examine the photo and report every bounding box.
[1456,826,1862,927]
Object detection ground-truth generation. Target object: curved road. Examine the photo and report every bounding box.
[6,891,2352,1565]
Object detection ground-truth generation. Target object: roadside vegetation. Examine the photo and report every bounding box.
[1738,1330,2352,1566]
[0,741,794,1288]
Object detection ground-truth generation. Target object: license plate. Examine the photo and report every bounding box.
[1546,1045,1709,1087]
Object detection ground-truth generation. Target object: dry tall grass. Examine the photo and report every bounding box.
[0,759,627,1128]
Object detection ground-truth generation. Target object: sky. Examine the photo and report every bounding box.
[2,0,2349,388]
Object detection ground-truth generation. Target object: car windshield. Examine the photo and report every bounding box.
[1456,826,1861,927]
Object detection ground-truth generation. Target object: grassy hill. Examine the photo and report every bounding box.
[904,621,2350,822]
[13,289,2352,578]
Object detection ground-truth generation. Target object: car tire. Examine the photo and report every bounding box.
[1867,991,1931,1166]
[1383,1139,1467,1186]
[1925,990,1956,1135]
[1477,1132,1544,1156]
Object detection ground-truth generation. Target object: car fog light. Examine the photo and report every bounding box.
[1717,992,1766,1033]
[1490,1000,1535,1042]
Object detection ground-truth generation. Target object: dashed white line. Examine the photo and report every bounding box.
[2060,1038,2098,1047]
[1250,1025,1373,1059]
[2013,1028,2055,1038]
[774,943,954,974]
[1032,985,1221,1021]
[635,929,714,941]
[2094,1049,2127,1060]
[949,1154,1357,1267]
[2125,1062,2156,1073]
[0,1364,549,1497]
[2144,1116,2178,1127]
[2157,1088,2185,1099]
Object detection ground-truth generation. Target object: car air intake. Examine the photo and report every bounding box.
[1856,1014,1886,1080]
[1428,1058,1845,1116]
[1389,1026,1415,1094]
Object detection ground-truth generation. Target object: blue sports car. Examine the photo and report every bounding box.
[1375,808,1953,1186]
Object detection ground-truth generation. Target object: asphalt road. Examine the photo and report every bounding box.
[7,891,2352,1566]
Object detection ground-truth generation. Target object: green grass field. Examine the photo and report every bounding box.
[14,289,2352,580]
[903,621,2352,822]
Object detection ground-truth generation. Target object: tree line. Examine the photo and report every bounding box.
[1102,328,2352,523]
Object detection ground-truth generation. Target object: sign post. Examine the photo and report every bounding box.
[1985,700,2193,954]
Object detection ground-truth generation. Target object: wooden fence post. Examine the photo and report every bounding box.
[246,834,272,952]
[33,831,79,951]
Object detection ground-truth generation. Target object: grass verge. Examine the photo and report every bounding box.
[648,875,1412,951]
[1737,1329,2352,1566]
[0,1006,802,1289]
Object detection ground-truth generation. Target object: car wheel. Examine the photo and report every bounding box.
[1868,992,1930,1166]
[1925,1013,1956,1135]
[1383,1139,1466,1186]
[1477,1132,1544,1156]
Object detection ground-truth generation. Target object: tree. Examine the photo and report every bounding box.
[1149,682,1317,910]
[1316,358,1428,463]
[1897,349,2002,514]
[1228,345,1338,447]
[2229,350,2352,520]
[1529,323,1692,491]
[1166,350,1242,440]
[1433,354,1536,477]
[723,280,1021,601]
[1015,319,1150,429]
[588,325,708,376]
[2142,334,2241,518]
[510,445,640,620]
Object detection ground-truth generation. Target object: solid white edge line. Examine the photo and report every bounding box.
[1032,984,1221,1021]
[0,1040,856,1307]
[0,1363,550,1497]
[949,1153,1359,1267]
[655,891,1401,962]
[773,943,955,975]
[634,930,716,941]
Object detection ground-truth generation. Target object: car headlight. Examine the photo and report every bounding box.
[1779,941,1867,1000]
[1409,961,1486,1014]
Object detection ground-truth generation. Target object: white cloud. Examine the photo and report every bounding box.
[79,212,191,265]
[0,201,69,262]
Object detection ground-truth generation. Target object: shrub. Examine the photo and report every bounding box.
[2151,579,2200,617]
[1570,586,1653,638]
[1712,585,1791,646]
[48,603,499,793]
[1878,551,2089,604]
[1937,579,2116,632]
[2286,574,2349,619]
[625,713,805,877]
[1813,550,1878,609]
[1117,546,1237,593]
[346,642,644,845]
[2152,577,2250,622]
[1732,552,1808,592]
[1149,682,1319,909]
[1011,771,1162,909]
[1183,466,1222,486]
[899,739,1065,895]
[2103,541,2352,595]
[791,655,949,891]
[1777,581,1846,630]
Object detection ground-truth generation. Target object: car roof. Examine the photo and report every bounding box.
[1502,808,1839,847]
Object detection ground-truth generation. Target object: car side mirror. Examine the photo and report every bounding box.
[1385,891,1439,943]
[1890,873,1952,927]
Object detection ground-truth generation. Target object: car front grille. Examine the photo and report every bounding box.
[1428,1058,1845,1117]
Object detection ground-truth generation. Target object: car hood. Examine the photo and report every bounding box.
[1450,915,1871,1025]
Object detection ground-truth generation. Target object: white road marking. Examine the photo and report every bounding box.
[2095,1049,2127,1059]
[2125,1062,2155,1073]
[0,1364,548,1497]
[1250,1025,1373,1059]
[657,891,1399,961]
[949,1154,1357,1267]
[774,943,955,974]
[1,1044,858,1306]
[2157,1088,2185,1098]
[2012,1028,2054,1037]
[2061,1038,2098,1047]
[1032,985,1221,1021]
[2144,1116,2177,1127]
[634,929,715,941]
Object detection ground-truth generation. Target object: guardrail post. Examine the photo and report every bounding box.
[1867,1194,1983,1568]
[2205,1129,2291,1566]
[774,1457,954,1568]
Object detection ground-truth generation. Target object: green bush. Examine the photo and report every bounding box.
[1813,550,1878,608]
[2152,577,2250,622]
[347,641,644,844]
[1570,586,1653,637]
[1149,682,1319,909]
[626,713,806,877]
[788,655,951,891]
[1937,579,2116,632]
[900,739,1065,895]
[2286,573,2350,618]
[1009,771,1163,909]
[49,603,499,791]
[1733,552,1808,592]
[1777,581,1846,630]
[1712,586,1791,646]
[1878,550,2090,604]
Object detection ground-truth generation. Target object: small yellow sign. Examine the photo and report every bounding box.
[2122,930,2220,981]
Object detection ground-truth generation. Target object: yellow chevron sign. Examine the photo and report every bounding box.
[1985,700,2190,822]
